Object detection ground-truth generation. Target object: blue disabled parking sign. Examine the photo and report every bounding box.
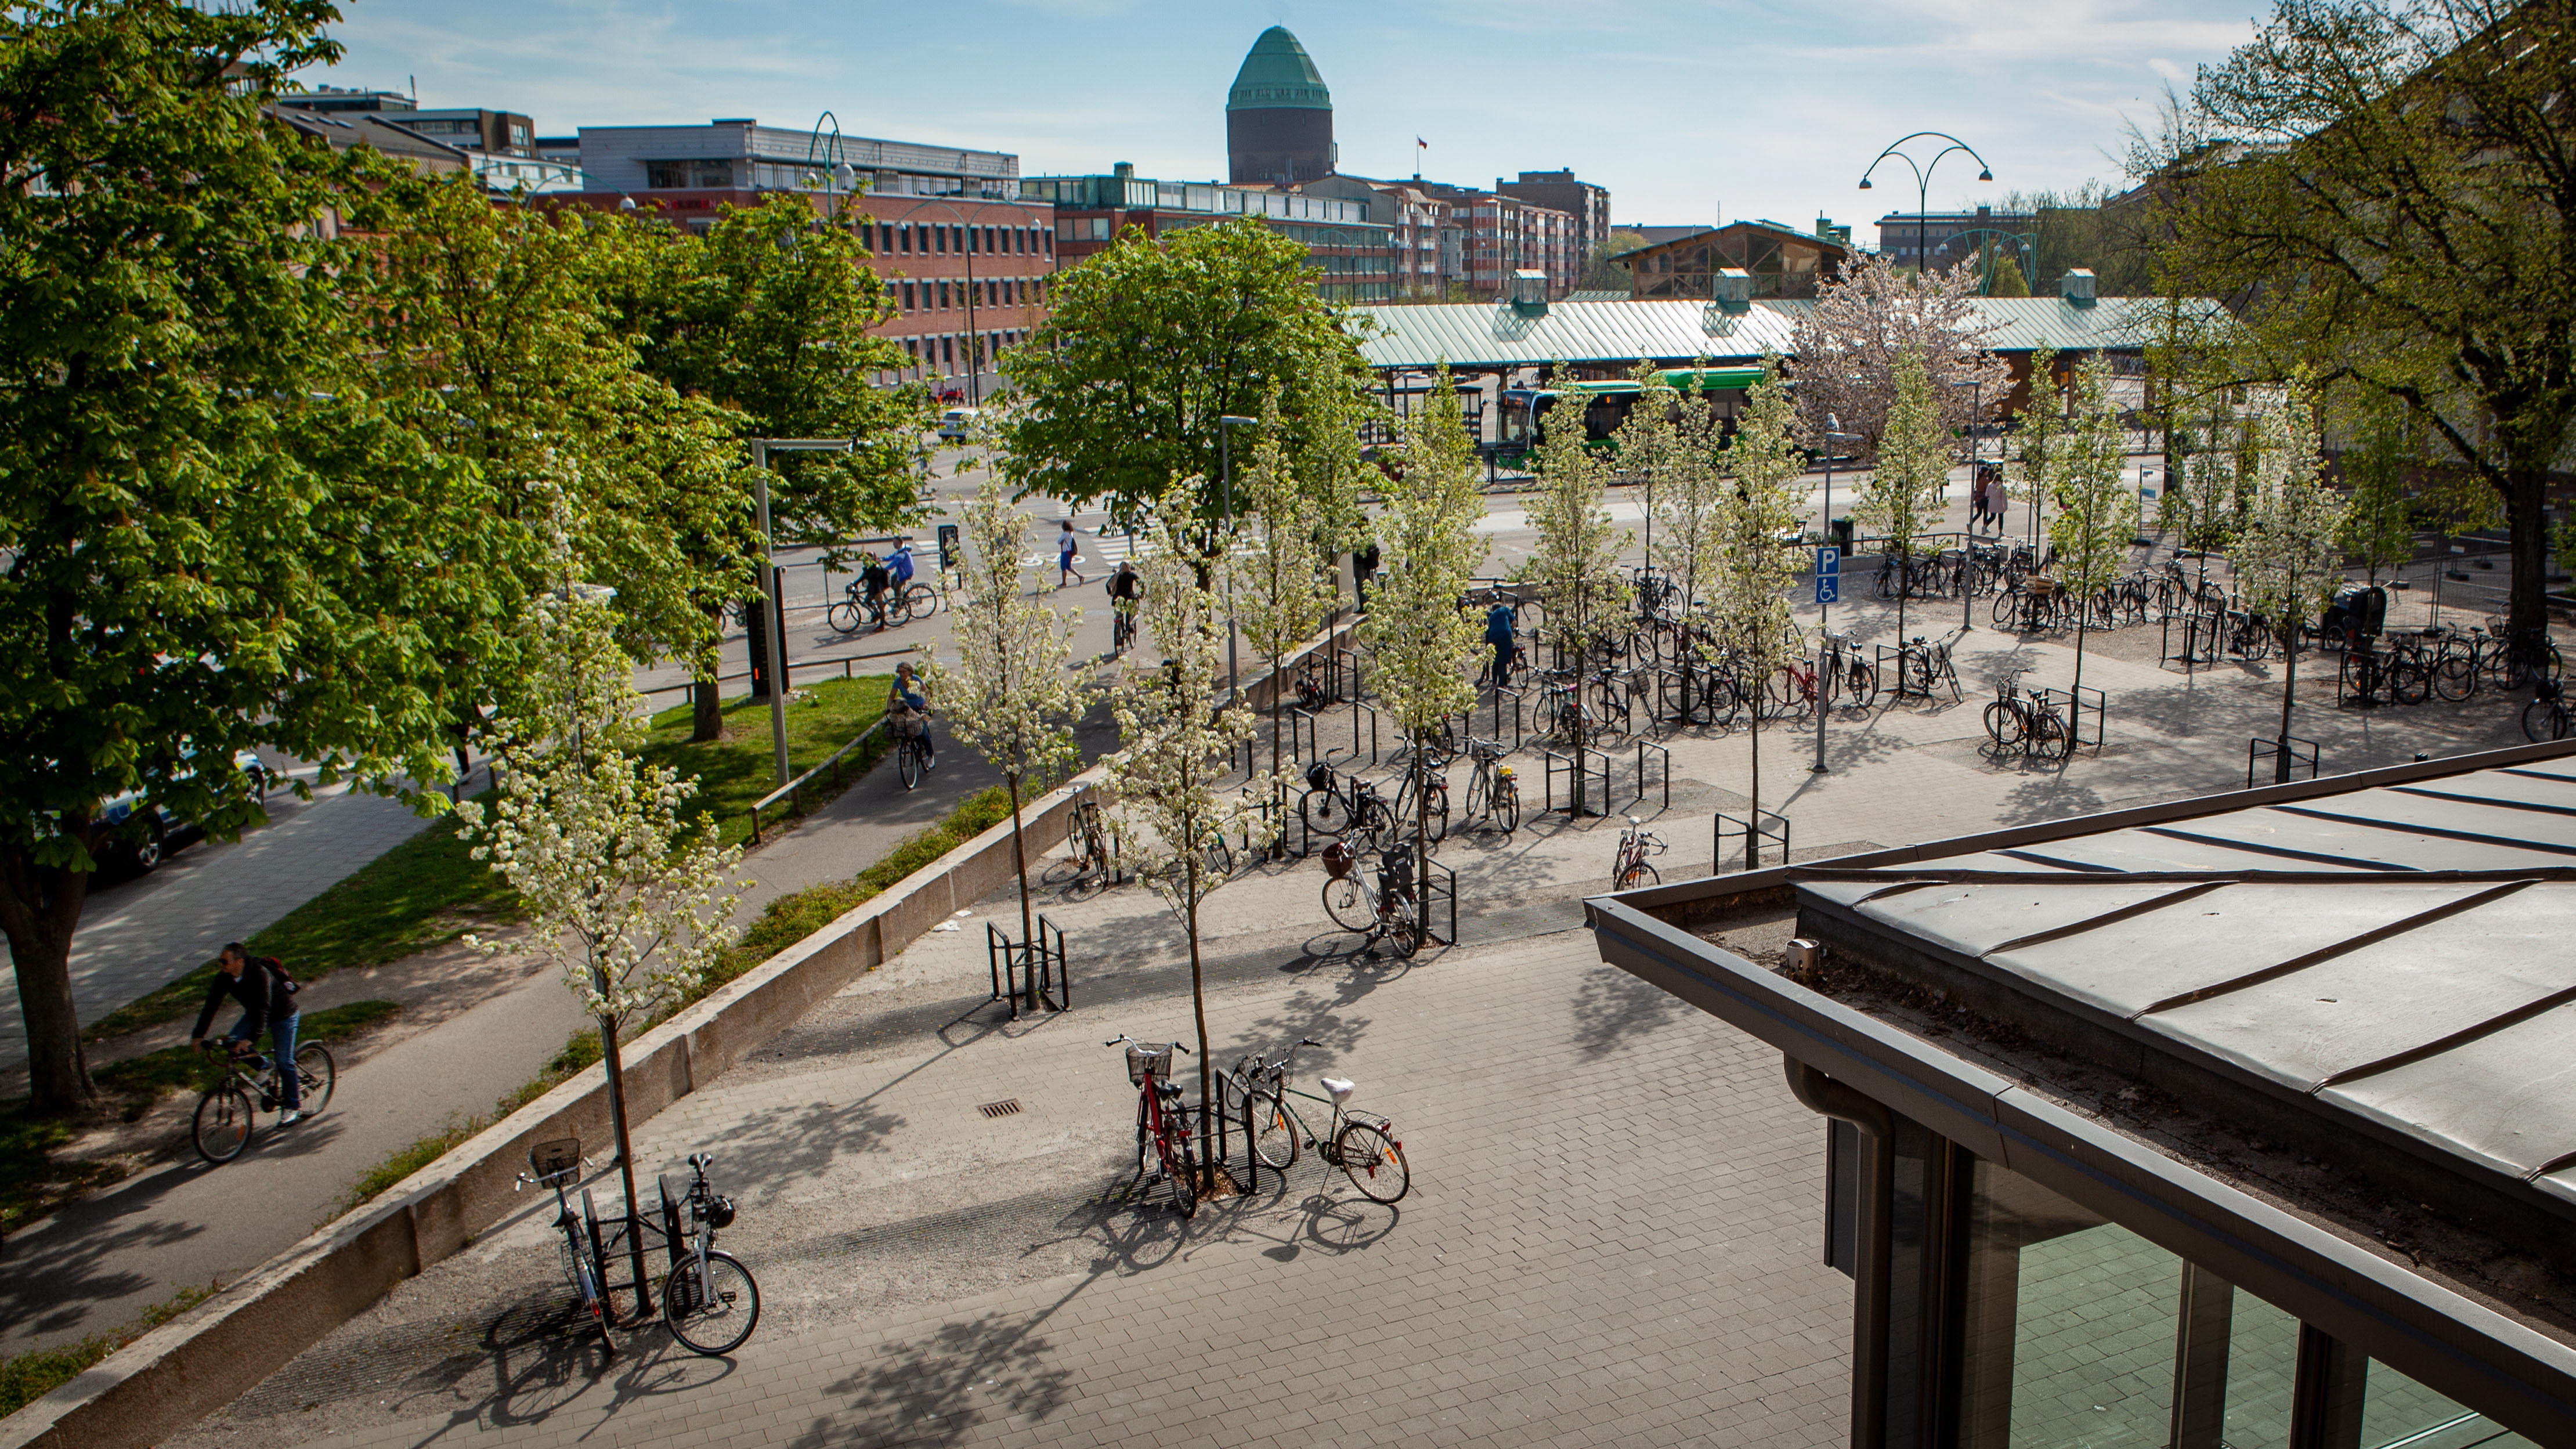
[1814,546,1840,605]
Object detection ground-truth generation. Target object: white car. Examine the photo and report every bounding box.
[936,407,985,443]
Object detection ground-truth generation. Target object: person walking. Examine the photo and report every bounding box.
[1056,520,1086,589]
[1483,598,1520,687]
[190,944,304,1123]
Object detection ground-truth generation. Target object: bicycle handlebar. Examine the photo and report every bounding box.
[1103,1034,1189,1054]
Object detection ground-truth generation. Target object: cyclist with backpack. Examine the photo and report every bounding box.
[190,944,304,1124]
[1106,560,1140,649]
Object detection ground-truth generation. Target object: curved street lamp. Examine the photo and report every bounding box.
[1858,131,1995,280]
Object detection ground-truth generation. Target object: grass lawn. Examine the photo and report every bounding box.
[641,674,894,850]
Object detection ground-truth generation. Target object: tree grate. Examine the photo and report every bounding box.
[977,1099,1023,1119]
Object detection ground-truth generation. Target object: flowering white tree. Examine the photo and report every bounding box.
[2230,384,2347,780]
[923,474,1082,998]
[1634,365,1726,618]
[2013,345,2068,551]
[2048,357,2143,704]
[1518,369,1630,814]
[459,554,742,1293]
[1234,391,1337,785]
[1359,366,1488,847]
[1106,483,1278,1181]
[1856,348,1952,646]
[1707,359,1808,863]
[1790,253,2007,464]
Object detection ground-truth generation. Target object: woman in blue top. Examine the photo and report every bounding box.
[1056,521,1085,589]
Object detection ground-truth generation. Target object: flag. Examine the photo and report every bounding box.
[1417,137,1427,150]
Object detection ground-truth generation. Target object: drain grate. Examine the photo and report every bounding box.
[977,1099,1023,1119]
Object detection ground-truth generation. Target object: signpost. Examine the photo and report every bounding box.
[1814,545,1840,605]
[1813,546,1840,775]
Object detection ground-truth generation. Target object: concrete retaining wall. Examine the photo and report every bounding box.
[0,615,1355,1449]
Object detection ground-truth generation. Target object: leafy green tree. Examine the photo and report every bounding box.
[355,176,756,758]
[2231,385,2347,780]
[1707,361,1807,861]
[2337,403,2417,586]
[1000,217,1377,530]
[2013,345,2066,550]
[1359,367,1488,846]
[1858,349,1952,645]
[1234,392,1337,785]
[2048,359,2143,704]
[0,0,501,1112]
[1985,251,2032,298]
[1518,369,1630,813]
[2152,0,2576,646]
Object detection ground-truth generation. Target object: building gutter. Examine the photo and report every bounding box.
[1784,1060,1895,1449]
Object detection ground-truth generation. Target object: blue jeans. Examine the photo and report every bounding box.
[232,1011,300,1110]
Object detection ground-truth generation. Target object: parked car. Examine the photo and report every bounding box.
[936,407,985,443]
[94,749,270,874]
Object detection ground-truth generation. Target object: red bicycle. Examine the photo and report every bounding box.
[1106,1034,1200,1217]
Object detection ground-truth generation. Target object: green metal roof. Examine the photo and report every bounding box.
[1227,27,1331,111]
[1352,295,2201,372]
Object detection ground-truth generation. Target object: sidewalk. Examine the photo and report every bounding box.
[165,584,2545,1447]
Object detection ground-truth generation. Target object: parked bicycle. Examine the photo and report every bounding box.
[1612,816,1667,890]
[1105,1034,1200,1216]
[2526,678,2573,742]
[1231,1038,1410,1204]
[1320,838,1426,957]
[1459,738,1521,836]
[516,1139,618,1357]
[1890,634,1963,703]
[1299,750,1394,851]
[192,1037,337,1165]
[1981,669,2072,762]
[659,1151,761,1356]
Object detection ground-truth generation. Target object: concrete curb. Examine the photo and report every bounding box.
[0,613,1358,1449]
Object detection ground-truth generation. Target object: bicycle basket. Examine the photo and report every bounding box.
[891,711,928,739]
[528,1137,581,1181]
[1321,839,1356,879]
[1125,1043,1175,1086]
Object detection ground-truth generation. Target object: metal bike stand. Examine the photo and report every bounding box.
[1632,739,1671,810]
[2247,735,2323,788]
[1542,746,1612,818]
[1420,856,1458,946]
[1347,697,1382,765]
[1712,808,1792,873]
[986,916,1071,1020]
[1286,706,1321,763]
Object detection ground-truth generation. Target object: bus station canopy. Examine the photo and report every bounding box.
[1353,294,2184,374]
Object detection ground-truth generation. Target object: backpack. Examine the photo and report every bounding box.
[257,955,300,998]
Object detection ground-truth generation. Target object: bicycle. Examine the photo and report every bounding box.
[1819,630,1878,709]
[515,1139,617,1357]
[1298,750,1394,851]
[2525,678,2573,742]
[1459,738,1520,836]
[1383,757,1453,844]
[891,706,934,789]
[1612,816,1667,890]
[1110,600,1137,652]
[1319,837,1426,957]
[657,1151,761,1356]
[1529,671,1595,746]
[1981,669,2072,761]
[1231,1038,1410,1204]
[191,1037,338,1165]
[1105,1035,1200,1217]
[1892,634,1963,703]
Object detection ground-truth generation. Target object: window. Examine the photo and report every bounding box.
[901,281,915,310]
[941,335,954,366]
[936,280,949,310]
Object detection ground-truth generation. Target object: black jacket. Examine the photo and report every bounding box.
[193,957,297,1040]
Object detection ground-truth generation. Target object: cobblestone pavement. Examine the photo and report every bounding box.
[177,927,1851,1449]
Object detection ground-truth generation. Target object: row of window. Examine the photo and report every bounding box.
[862,218,1049,261]
[896,277,1047,313]
[894,330,1027,376]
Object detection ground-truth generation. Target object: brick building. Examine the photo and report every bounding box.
[1024,164,1396,305]
[1497,169,1612,271]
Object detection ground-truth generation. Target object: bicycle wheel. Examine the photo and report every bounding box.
[1615,858,1660,891]
[2434,656,2476,703]
[2391,663,2432,706]
[294,1042,337,1116]
[1493,781,1520,836]
[1299,786,1345,841]
[898,739,923,790]
[1247,1089,1299,1170]
[1981,701,2022,757]
[192,1081,255,1164]
[1992,590,2016,627]
[1386,902,1424,959]
[1157,1115,1200,1217]
[2526,699,2573,743]
[902,583,938,619]
[2029,710,2073,760]
[826,600,861,635]
[1334,1121,1410,1204]
[1421,783,1450,844]
[662,1251,761,1356]
[1204,834,1234,879]
[1324,875,1375,931]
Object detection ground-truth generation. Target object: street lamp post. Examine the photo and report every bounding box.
[894,194,1048,408]
[1953,378,1983,634]
[1815,423,1862,775]
[750,437,855,790]
[1218,414,1258,695]
[1858,131,1994,280]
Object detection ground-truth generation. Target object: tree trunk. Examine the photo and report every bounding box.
[1007,771,1035,1012]
[596,1009,652,1320]
[2277,629,2298,785]
[0,844,96,1114]
[1894,554,1910,662]
[690,673,725,743]
[2506,465,2550,643]
[1186,864,1215,1191]
[1748,711,1763,870]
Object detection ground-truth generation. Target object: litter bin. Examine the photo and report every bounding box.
[1830,517,1855,558]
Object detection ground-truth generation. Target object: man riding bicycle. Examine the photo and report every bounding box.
[858,551,892,624]
[1107,560,1140,646]
[190,943,303,1124]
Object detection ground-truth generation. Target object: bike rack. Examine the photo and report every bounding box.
[1283,706,1322,764]
[2247,734,2322,788]
[1347,697,1382,766]
[2048,684,2107,753]
[1713,807,1791,874]
[1632,739,1671,811]
[986,915,1070,1020]
[1543,746,1613,818]
[1487,682,1527,750]
[1419,855,1458,946]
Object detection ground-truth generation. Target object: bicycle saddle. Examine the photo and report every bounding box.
[1320,1076,1356,1104]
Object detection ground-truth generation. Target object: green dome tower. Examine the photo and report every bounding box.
[1226,26,1334,186]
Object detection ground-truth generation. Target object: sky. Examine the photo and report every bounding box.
[299,0,2271,242]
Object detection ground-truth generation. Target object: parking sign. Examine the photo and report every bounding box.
[1814,546,1840,605]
